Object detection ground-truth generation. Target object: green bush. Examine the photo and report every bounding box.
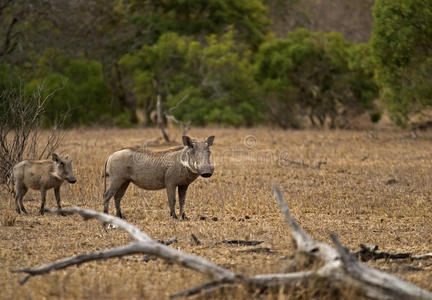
[371,0,432,125]
[26,55,112,127]
[124,0,270,48]
[120,30,262,126]
[255,29,378,128]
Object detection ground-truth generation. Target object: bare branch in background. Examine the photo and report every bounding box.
[0,84,65,192]
[166,93,191,137]
[156,95,170,143]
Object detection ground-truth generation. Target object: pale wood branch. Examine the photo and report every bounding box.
[170,279,238,299]
[273,184,339,262]
[12,188,432,300]
[354,244,432,262]
[13,243,142,284]
[45,207,151,242]
[14,207,237,284]
[330,234,432,300]
[274,184,432,300]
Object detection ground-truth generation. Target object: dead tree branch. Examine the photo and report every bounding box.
[165,94,191,137]
[156,95,170,143]
[272,185,432,300]
[354,244,432,262]
[14,243,143,285]
[13,207,237,284]
[11,188,432,300]
[0,84,64,190]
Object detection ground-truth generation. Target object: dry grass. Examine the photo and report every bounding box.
[1,128,432,299]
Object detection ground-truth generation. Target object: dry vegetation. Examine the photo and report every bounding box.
[1,128,432,299]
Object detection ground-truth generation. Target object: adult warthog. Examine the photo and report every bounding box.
[12,153,77,215]
[103,135,215,219]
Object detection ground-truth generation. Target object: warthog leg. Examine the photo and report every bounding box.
[103,180,124,216]
[178,185,189,220]
[54,186,66,216]
[54,186,61,210]
[15,184,28,214]
[114,181,130,219]
[166,184,177,219]
[40,189,47,215]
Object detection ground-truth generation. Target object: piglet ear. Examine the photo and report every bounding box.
[182,136,193,148]
[52,153,59,162]
[206,136,215,146]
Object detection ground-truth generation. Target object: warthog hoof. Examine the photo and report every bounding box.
[15,208,21,214]
[181,213,189,221]
[40,209,45,215]
[22,208,28,214]
[170,212,178,219]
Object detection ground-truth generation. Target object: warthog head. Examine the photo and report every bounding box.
[52,153,77,184]
[181,136,215,178]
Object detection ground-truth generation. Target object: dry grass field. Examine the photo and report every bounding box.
[1,128,432,299]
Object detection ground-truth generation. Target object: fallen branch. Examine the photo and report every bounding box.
[238,247,275,254]
[170,279,238,299]
[13,207,237,284]
[272,185,432,300]
[14,243,144,284]
[12,189,432,299]
[157,237,178,246]
[218,240,264,246]
[354,244,432,262]
[191,234,201,246]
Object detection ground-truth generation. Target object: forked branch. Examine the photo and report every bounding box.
[12,188,432,300]
[13,207,236,283]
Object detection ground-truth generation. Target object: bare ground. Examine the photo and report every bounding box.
[1,128,431,299]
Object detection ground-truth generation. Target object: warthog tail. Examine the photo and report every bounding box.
[103,158,108,194]
[7,167,15,197]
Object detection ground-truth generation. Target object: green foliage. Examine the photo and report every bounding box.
[0,63,18,90]
[26,53,112,127]
[1,0,385,129]
[122,0,270,48]
[371,0,432,125]
[255,29,378,128]
[120,30,262,126]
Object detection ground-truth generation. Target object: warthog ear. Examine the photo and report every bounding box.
[182,136,193,148]
[52,153,59,162]
[64,154,69,160]
[206,136,215,146]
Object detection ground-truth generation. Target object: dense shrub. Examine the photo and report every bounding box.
[120,31,262,126]
[26,54,112,127]
[255,29,378,128]
[371,0,432,125]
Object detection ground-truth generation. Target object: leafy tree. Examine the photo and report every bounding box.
[27,54,112,127]
[371,0,432,125]
[123,0,270,48]
[120,30,261,126]
[255,29,378,128]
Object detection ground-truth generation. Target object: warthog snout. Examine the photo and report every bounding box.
[199,166,214,178]
[53,153,77,184]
